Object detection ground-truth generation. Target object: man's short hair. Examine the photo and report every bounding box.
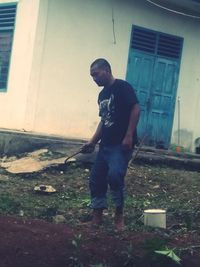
[91,58,111,73]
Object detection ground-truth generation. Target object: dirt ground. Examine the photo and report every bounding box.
[0,213,200,267]
[0,150,200,267]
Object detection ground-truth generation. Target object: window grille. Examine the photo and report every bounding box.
[0,4,17,91]
[131,26,183,60]
[131,27,156,54]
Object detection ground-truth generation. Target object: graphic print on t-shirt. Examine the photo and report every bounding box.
[99,94,114,128]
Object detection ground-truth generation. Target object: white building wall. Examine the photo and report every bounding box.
[0,0,200,150]
[0,0,40,129]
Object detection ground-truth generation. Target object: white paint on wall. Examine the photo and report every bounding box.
[0,0,18,3]
[0,0,200,150]
[0,0,40,129]
[27,0,130,138]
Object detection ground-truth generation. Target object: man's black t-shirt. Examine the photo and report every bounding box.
[98,79,139,147]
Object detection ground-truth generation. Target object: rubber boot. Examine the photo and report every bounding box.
[92,209,103,225]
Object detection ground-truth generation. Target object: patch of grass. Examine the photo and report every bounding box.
[0,162,200,234]
[0,194,21,214]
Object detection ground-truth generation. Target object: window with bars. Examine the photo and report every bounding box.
[0,3,17,92]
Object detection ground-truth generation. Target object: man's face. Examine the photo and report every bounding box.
[90,64,110,87]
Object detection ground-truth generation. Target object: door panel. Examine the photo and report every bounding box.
[127,51,179,148]
[149,58,178,147]
[126,51,155,140]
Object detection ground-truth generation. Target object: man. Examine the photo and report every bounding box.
[82,58,140,231]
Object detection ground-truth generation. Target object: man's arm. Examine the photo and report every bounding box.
[122,103,140,150]
[81,121,103,153]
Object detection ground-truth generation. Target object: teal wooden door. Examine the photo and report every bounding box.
[126,26,183,148]
[127,51,179,148]
[126,51,154,142]
[149,57,179,147]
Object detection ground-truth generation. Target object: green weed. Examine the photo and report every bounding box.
[0,194,21,214]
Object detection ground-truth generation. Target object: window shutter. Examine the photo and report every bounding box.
[131,27,157,54]
[0,4,17,91]
[131,26,183,60]
[157,34,183,59]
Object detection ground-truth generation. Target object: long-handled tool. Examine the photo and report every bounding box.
[129,134,147,169]
[64,143,96,165]
[132,134,147,161]
[64,149,83,164]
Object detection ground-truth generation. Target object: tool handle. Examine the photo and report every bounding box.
[64,150,82,164]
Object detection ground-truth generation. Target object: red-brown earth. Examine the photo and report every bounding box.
[0,154,200,267]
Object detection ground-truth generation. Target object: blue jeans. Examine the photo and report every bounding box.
[89,144,133,210]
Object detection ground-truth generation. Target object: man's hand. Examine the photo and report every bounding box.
[81,142,96,154]
[122,135,133,150]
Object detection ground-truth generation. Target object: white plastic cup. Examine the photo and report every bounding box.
[144,209,166,228]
